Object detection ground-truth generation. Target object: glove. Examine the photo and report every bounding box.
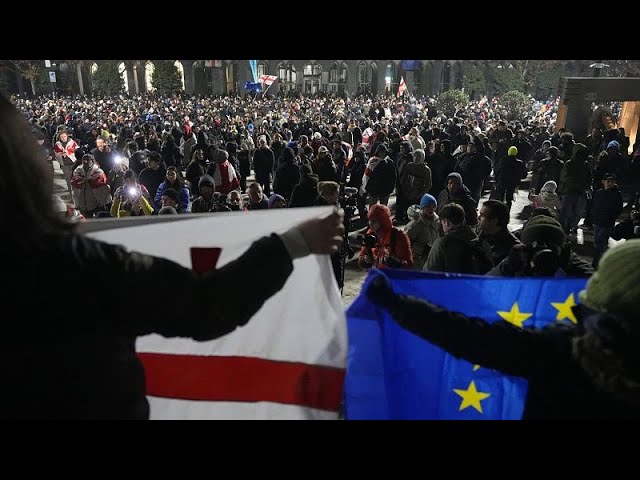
[366,274,398,310]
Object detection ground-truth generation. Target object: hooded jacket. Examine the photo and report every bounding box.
[559,143,592,195]
[405,213,441,270]
[436,173,479,227]
[358,204,413,269]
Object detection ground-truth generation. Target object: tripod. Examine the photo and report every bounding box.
[338,206,356,295]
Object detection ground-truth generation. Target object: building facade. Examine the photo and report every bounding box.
[8,60,591,98]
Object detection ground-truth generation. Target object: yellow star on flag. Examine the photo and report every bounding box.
[497,302,532,328]
[453,380,491,413]
[551,293,578,324]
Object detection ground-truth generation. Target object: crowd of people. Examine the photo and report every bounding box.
[15,89,640,281]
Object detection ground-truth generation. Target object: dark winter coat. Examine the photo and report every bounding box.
[592,186,624,228]
[288,173,319,208]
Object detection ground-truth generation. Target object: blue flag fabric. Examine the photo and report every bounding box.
[345,269,588,420]
[244,81,262,93]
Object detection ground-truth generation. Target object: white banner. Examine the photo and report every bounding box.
[87,207,347,419]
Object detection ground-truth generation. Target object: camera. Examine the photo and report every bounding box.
[523,241,559,276]
[211,192,231,212]
[339,186,359,217]
[357,233,378,249]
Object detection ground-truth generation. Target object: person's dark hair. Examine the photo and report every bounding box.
[560,132,574,143]
[0,95,75,248]
[148,151,162,164]
[440,202,466,226]
[166,166,185,188]
[482,199,510,228]
[206,144,218,163]
[124,169,137,181]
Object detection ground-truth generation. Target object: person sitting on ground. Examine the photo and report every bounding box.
[489,214,593,278]
[424,203,492,275]
[191,175,216,213]
[405,193,441,270]
[247,183,269,210]
[111,170,154,217]
[358,204,414,271]
[528,180,561,217]
[611,204,640,241]
[268,193,286,209]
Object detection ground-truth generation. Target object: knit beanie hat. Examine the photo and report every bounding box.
[268,193,285,209]
[579,240,640,320]
[508,146,518,156]
[419,193,437,209]
[520,215,565,247]
[198,174,215,188]
[607,140,620,150]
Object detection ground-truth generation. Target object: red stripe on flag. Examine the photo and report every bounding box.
[139,353,345,412]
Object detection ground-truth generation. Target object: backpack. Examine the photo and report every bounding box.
[465,239,493,275]
[446,235,493,274]
[401,162,430,201]
[366,157,396,195]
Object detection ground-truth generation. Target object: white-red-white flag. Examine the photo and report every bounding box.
[259,75,278,86]
[87,207,347,419]
[397,76,407,98]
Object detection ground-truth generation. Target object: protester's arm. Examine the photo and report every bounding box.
[82,211,342,340]
[367,277,569,379]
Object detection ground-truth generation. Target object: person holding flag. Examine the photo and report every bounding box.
[0,94,344,419]
[366,239,640,419]
[397,76,407,98]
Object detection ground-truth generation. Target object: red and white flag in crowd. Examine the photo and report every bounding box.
[397,76,407,98]
[87,207,347,419]
[259,75,278,86]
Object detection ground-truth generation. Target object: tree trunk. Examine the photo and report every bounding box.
[30,78,36,96]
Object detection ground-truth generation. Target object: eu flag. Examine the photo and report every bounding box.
[345,269,588,420]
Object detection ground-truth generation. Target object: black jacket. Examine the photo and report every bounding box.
[389,300,640,419]
[478,228,520,266]
[2,232,293,419]
[592,186,624,228]
[289,173,319,208]
[273,162,300,201]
